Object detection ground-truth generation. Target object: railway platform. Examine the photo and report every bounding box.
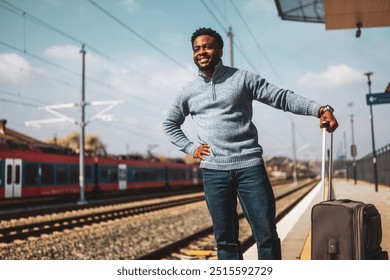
[243,178,390,260]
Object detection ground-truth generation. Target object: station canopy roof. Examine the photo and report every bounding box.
[274,0,390,30]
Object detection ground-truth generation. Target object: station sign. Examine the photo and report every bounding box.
[385,82,390,93]
[366,93,390,106]
[351,144,357,157]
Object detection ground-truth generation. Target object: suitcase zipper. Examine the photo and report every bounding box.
[355,204,365,259]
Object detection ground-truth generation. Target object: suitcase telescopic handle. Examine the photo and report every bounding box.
[321,121,333,201]
[321,121,330,129]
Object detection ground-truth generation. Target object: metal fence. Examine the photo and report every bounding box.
[346,143,390,186]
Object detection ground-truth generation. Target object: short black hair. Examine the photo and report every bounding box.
[191,27,224,49]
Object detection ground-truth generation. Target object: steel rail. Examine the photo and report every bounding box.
[0,195,205,243]
[136,179,319,260]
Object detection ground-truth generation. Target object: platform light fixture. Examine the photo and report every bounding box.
[356,22,362,38]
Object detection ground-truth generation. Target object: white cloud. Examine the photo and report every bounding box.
[297,64,363,90]
[43,44,81,60]
[121,0,139,13]
[40,44,109,87]
[0,53,31,85]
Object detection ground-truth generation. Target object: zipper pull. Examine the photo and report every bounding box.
[211,79,216,101]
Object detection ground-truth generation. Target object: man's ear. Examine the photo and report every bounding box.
[218,49,223,58]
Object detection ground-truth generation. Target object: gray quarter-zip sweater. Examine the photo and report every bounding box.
[163,60,321,170]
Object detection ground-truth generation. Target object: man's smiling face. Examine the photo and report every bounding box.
[192,35,222,77]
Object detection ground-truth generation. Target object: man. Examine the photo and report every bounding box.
[163,27,338,260]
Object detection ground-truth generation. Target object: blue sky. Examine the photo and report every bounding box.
[0,0,389,161]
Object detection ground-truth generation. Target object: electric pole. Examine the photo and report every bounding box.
[350,114,357,184]
[25,45,123,204]
[79,44,87,204]
[227,26,233,67]
[291,120,298,186]
[364,72,378,192]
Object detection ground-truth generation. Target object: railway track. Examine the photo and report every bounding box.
[136,179,319,260]
[0,193,204,243]
[0,178,317,260]
[0,187,204,221]
[0,179,292,220]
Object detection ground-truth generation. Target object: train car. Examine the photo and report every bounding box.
[95,157,167,191]
[0,143,202,200]
[0,146,94,198]
[165,161,201,188]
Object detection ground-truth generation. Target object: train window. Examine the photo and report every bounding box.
[6,164,12,185]
[109,166,117,182]
[101,166,109,178]
[70,165,79,183]
[133,169,142,181]
[151,169,159,180]
[133,169,140,181]
[99,165,116,182]
[24,164,39,185]
[15,165,20,184]
[171,169,187,180]
[41,164,54,184]
[134,169,143,181]
[85,165,91,179]
[159,169,165,180]
[56,165,68,184]
[133,168,161,181]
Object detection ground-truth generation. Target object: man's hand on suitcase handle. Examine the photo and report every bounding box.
[320,111,338,133]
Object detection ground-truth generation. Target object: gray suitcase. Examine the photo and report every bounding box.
[311,123,388,260]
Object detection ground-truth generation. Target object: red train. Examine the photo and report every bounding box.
[0,143,202,200]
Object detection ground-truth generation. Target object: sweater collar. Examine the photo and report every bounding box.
[198,60,225,81]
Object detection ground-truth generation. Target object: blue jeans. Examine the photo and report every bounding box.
[202,165,281,260]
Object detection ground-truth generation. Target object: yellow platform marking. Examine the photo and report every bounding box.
[299,231,312,260]
[185,250,214,257]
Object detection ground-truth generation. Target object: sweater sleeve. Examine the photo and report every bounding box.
[245,71,321,117]
[162,94,197,156]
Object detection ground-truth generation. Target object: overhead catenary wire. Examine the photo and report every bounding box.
[0,59,78,90]
[0,1,84,45]
[0,1,185,156]
[229,0,284,84]
[2,0,179,90]
[0,0,186,117]
[0,0,191,98]
[199,0,284,83]
[209,0,230,27]
[0,58,161,119]
[0,41,170,147]
[87,0,194,76]
[0,41,81,76]
[0,40,169,114]
[99,121,175,152]
[199,0,228,34]
[0,69,170,156]
[0,0,291,157]
[0,55,170,153]
[1,0,179,92]
[0,97,40,108]
[208,0,255,68]
[0,88,46,106]
[199,0,258,72]
[202,0,317,161]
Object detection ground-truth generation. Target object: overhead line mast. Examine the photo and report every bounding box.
[79,45,86,204]
[25,45,123,204]
[364,72,378,192]
[227,26,234,67]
